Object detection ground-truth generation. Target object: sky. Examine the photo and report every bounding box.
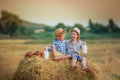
[0,0,120,27]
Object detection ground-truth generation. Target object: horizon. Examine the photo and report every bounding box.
[26,18,119,27]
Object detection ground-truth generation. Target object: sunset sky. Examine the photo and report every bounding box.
[0,0,120,26]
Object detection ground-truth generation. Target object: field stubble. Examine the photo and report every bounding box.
[0,39,120,80]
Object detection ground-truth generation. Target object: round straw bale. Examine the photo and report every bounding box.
[13,56,100,80]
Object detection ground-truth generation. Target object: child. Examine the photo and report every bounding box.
[66,27,91,72]
[47,28,69,60]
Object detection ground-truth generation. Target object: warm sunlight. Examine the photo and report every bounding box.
[0,0,120,26]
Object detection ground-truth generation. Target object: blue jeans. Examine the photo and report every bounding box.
[70,53,81,61]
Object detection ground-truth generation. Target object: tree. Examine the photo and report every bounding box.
[0,10,25,36]
[55,22,66,29]
[108,19,120,32]
[89,19,95,33]
[88,19,108,33]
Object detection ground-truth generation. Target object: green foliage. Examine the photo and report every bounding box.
[89,19,108,33]
[80,32,98,39]
[88,19,120,33]
[24,32,120,44]
[55,22,66,29]
[65,26,72,32]
[97,32,120,39]
[0,10,33,36]
[108,19,120,32]
[0,10,120,40]
[43,26,55,32]
[0,10,22,36]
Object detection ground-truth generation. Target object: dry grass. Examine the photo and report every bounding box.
[86,39,120,80]
[14,56,100,80]
[13,56,98,80]
[0,39,120,80]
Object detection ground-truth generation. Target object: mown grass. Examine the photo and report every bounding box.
[0,39,120,80]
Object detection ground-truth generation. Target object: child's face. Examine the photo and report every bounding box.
[57,33,65,40]
[70,31,78,41]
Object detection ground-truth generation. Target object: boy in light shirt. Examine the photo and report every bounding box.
[66,27,91,72]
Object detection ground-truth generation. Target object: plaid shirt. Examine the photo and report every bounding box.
[51,39,67,54]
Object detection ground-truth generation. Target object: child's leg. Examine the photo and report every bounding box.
[71,56,77,69]
[81,57,91,72]
[81,57,87,69]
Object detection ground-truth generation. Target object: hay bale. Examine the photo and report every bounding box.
[13,56,100,80]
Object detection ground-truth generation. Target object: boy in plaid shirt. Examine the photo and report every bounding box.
[47,28,69,60]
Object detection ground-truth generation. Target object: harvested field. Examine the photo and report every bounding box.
[0,39,120,80]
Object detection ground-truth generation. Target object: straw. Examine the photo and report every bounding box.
[13,56,100,80]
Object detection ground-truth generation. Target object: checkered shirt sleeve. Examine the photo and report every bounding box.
[52,39,67,54]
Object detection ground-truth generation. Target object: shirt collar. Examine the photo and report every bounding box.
[70,39,79,42]
[55,39,64,42]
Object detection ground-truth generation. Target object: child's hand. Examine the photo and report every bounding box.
[44,47,48,50]
[83,42,87,45]
[54,56,63,61]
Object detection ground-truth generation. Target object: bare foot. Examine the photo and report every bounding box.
[72,65,78,72]
[82,67,91,73]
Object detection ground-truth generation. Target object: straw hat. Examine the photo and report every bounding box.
[54,28,66,38]
[70,27,80,39]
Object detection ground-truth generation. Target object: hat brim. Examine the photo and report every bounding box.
[56,29,66,38]
[70,30,80,39]
[70,30,79,35]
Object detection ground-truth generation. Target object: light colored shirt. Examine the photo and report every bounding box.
[66,40,83,55]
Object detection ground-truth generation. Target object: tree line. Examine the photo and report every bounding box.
[89,19,120,33]
[0,10,120,38]
[44,19,120,34]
